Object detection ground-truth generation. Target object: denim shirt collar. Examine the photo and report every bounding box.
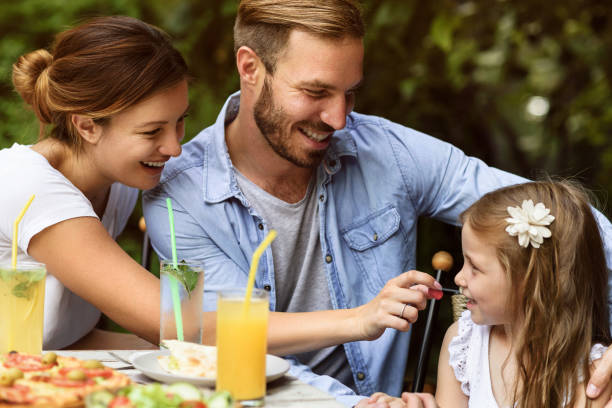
[203,91,358,204]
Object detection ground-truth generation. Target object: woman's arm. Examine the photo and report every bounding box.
[435,321,469,408]
[28,217,163,344]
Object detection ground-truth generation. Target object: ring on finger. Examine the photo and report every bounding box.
[400,303,408,319]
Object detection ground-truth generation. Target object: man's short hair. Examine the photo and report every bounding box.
[234,0,365,73]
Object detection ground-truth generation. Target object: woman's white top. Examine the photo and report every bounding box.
[449,310,607,408]
[0,143,138,349]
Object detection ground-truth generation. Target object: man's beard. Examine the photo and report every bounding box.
[253,76,332,168]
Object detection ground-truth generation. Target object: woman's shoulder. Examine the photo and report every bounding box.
[0,144,94,220]
[0,143,68,186]
[0,143,42,165]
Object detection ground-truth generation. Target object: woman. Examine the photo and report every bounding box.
[1,15,438,351]
[3,15,187,349]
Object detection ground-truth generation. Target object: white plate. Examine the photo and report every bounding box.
[132,349,290,387]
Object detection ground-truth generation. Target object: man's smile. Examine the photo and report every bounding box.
[298,126,332,142]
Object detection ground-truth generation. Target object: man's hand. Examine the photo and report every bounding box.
[401,392,438,408]
[355,392,407,408]
[587,345,612,407]
[353,270,442,341]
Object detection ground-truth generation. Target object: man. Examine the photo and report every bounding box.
[144,1,612,406]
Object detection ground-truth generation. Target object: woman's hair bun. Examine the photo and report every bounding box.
[12,49,53,121]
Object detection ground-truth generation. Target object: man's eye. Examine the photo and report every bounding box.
[141,128,161,136]
[304,89,326,97]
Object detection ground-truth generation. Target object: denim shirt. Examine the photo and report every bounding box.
[143,93,612,407]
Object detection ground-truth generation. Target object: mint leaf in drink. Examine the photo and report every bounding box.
[162,261,200,297]
[12,281,29,299]
[6,267,45,300]
[177,262,199,296]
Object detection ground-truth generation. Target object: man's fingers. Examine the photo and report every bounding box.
[415,393,437,408]
[401,393,437,408]
[355,398,369,408]
[588,346,612,399]
[398,289,428,310]
[380,315,411,332]
[410,284,429,295]
[368,392,387,402]
[389,399,407,408]
[396,270,441,289]
[401,393,424,408]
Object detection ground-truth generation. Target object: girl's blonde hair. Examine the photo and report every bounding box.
[461,180,610,407]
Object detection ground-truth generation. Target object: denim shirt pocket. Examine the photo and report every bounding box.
[341,206,407,294]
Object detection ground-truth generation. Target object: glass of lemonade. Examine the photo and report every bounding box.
[159,260,204,344]
[0,262,46,354]
[216,288,269,406]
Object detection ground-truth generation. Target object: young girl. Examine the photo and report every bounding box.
[360,180,612,408]
[1,15,437,351]
[438,180,612,407]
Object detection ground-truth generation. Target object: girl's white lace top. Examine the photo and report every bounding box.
[448,310,607,408]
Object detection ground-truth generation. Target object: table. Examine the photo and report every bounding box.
[55,350,345,408]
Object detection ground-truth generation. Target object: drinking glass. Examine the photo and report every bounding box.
[0,262,46,354]
[216,288,269,406]
[159,260,204,344]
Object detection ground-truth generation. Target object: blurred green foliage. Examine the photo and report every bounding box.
[2,0,610,222]
[1,0,611,388]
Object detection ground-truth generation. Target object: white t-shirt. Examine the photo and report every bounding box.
[0,143,139,349]
[448,310,607,407]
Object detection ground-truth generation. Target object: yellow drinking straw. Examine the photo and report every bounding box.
[244,229,277,314]
[12,194,35,269]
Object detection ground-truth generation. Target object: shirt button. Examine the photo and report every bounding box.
[263,285,271,291]
[325,255,332,263]
[356,372,366,381]
[319,195,325,202]
[373,233,378,241]
[258,223,264,230]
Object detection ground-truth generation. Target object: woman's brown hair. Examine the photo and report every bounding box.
[12,15,188,150]
[461,180,610,407]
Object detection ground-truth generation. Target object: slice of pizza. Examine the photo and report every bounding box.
[158,340,216,378]
[0,351,131,407]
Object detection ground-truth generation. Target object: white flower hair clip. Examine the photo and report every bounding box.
[505,199,555,248]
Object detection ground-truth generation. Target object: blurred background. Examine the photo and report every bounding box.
[1,0,610,391]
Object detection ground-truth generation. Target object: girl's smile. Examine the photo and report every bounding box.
[455,221,512,326]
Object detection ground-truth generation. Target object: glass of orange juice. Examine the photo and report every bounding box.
[0,262,46,354]
[216,288,269,406]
